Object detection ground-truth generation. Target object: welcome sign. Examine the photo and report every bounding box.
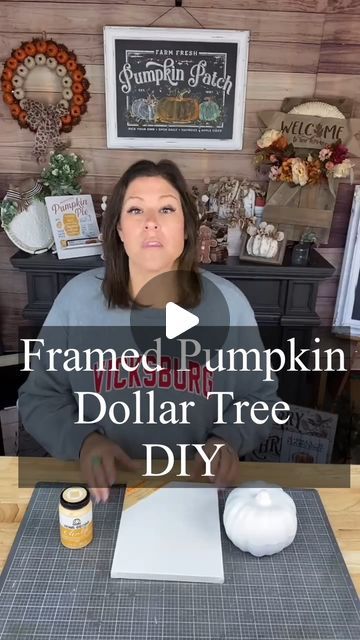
[104,27,249,150]
[258,110,360,154]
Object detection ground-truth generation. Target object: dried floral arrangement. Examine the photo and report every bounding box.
[192,176,266,228]
[255,129,354,191]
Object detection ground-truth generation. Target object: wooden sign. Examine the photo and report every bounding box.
[264,180,339,243]
[258,110,360,155]
[103,26,249,150]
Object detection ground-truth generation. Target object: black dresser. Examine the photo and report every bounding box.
[11,248,334,328]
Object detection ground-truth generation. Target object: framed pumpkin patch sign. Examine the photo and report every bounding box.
[103,27,249,150]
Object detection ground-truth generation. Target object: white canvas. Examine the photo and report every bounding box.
[111,483,224,583]
[333,185,360,338]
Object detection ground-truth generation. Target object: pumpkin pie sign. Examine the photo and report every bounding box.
[103,27,249,150]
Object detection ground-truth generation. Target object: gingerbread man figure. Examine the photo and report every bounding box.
[198,225,217,264]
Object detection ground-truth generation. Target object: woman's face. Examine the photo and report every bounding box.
[117,176,186,277]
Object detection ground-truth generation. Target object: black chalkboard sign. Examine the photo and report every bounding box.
[115,39,236,139]
[104,27,249,150]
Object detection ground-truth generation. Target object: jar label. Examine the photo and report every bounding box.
[60,513,92,529]
[59,513,93,549]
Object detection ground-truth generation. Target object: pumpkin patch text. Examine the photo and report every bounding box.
[119,58,233,96]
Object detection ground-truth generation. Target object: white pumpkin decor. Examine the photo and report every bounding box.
[223,483,297,557]
[246,221,284,259]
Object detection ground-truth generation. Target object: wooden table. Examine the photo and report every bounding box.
[0,458,359,597]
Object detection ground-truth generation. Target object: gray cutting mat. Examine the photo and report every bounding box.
[0,484,359,640]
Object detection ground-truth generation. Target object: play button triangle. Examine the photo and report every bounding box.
[165,302,199,340]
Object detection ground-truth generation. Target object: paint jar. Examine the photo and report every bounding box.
[59,486,93,549]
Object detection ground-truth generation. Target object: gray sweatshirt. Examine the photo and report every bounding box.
[18,267,279,460]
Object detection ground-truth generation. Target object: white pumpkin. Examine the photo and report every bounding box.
[259,235,272,257]
[265,223,275,235]
[266,237,280,258]
[246,236,255,255]
[251,234,262,256]
[223,483,297,557]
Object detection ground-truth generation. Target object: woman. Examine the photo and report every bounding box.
[18,159,279,502]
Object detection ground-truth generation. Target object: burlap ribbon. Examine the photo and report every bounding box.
[21,98,69,162]
[5,178,43,213]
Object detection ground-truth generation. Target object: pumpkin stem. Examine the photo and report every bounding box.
[255,489,272,507]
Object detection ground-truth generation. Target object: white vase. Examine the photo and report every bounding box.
[5,200,54,254]
[227,226,242,256]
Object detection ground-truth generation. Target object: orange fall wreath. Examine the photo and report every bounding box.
[1,37,91,161]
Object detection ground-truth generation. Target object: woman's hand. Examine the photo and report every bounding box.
[191,437,239,486]
[79,432,140,502]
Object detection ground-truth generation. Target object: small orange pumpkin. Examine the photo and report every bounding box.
[73,94,84,106]
[14,48,27,62]
[3,92,14,105]
[35,39,47,54]
[70,105,81,118]
[46,41,58,58]
[2,68,13,81]
[10,103,21,118]
[72,82,84,95]
[72,69,83,83]
[1,81,13,93]
[18,110,28,127]
[57,49,69,65]
[6,57,18,70]
[66,59,77,72]
[24,42,36,57]
[61,114,72,126]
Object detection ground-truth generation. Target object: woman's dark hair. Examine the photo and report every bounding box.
[101,159,202,309]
